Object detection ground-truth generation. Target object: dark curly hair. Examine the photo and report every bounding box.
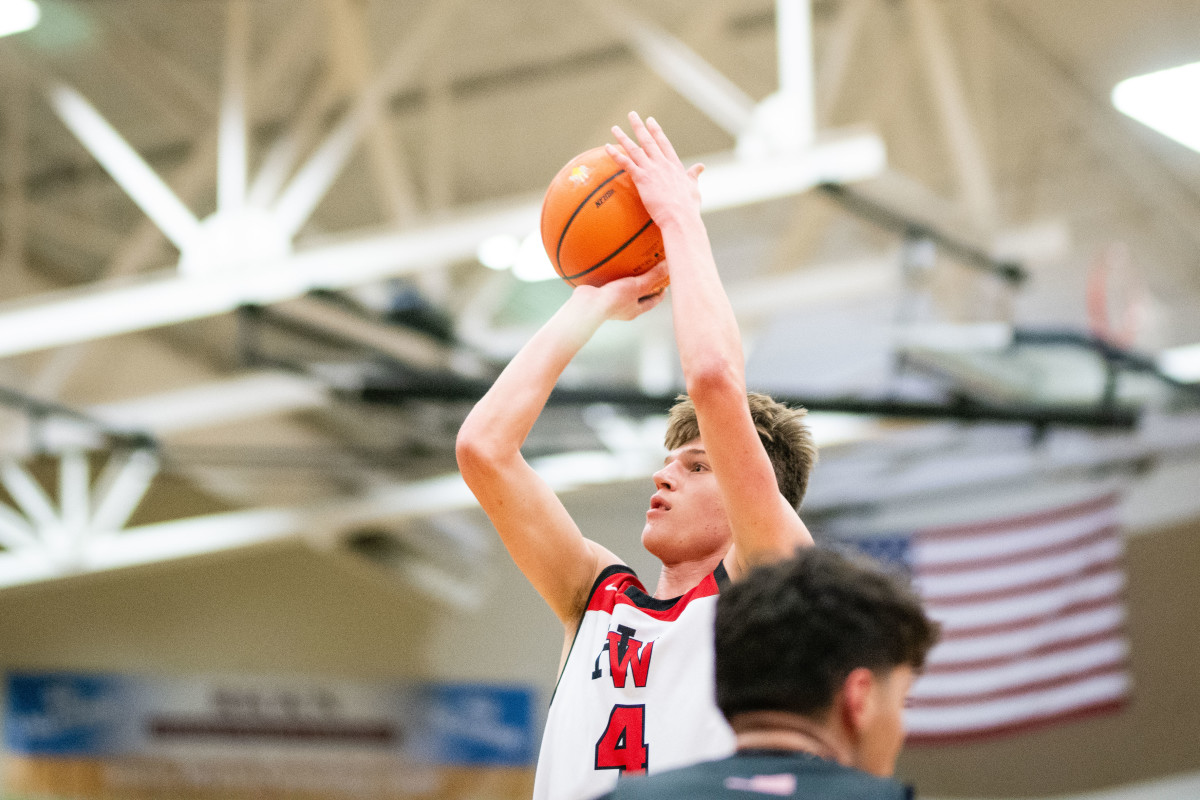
[665,392,817,509]
[715,546,939,720]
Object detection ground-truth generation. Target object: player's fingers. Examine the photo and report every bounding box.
[639,260,669,285]
[627,111,664,160]
[637,287,668,311]
[687,163,705,180]
[634,262,670,298]
[645,117,680,164]
[609,125,644,166]
[604,142,634,172]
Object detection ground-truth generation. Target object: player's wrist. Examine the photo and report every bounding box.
[652,205,704,239]
[566,284,621,325]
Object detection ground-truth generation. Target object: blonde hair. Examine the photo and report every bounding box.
[664,392,818,509]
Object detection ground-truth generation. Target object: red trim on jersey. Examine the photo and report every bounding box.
[586,567,722,622]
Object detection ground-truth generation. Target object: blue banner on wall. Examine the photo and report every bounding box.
[5,671,536,768]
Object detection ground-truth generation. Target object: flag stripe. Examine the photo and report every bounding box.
[905,672,1129,735]
[924,570,1123,629]
[938,594,1121,640]
[909,662,1127,707]
[919,638,1127,698]
[905,699,1127,744]
[919,493,1120,541]
[921,559,1121,606]
[916,524,1118,575]
[923,628,1125,673]
[929,604,1124,661]
[916,508,1119,568]
[916,537,1121,599]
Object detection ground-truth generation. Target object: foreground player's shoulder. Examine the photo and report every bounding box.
[599,754,912,799]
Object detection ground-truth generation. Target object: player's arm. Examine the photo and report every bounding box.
[456,264,669,624]
[608,113,812,579]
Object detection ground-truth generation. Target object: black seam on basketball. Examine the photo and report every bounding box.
[555,169,626,282]
[561,219,656,282]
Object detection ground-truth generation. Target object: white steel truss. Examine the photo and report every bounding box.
[0,0,1196,593]
[0,0,884,361]
[0,448,158,577]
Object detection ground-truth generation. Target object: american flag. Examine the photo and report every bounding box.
[835,492,1130,743]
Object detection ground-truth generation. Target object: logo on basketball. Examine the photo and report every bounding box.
[569,165,591,186]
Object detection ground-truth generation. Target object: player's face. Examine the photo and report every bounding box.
[641,437,732,563]
[857,665,915,777]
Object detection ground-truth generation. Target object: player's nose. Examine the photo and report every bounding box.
[652,465,675,491]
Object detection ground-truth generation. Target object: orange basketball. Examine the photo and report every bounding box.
[540,146,668,290]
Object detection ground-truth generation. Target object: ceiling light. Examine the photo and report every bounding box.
[1159,341,1200,383]
[476,233,520,270]
[1112,61,1200,153]
[513,232,559,282]
[0,0,39,37]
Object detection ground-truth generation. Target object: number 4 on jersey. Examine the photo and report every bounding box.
[595,704,648,774]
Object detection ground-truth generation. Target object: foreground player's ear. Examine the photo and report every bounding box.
[840,666,878,737]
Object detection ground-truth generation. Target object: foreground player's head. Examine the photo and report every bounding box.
[665,392,817,509]
[715,547,939,777]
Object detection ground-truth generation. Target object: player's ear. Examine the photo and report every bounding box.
[840,667,878,736]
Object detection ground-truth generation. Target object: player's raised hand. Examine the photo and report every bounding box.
[606,112,704,229]
[579,260,669,322]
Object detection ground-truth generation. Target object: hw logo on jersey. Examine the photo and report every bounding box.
[591,624,654,688]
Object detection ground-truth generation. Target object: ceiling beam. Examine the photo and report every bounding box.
[0,130,884,359]
[269,0,461,239]
[772,0,816,151]
[816,0,872,126]
[1,459,58,531]
[0,446,657,590]
[0,197,540,358]
[20,3,327,404]
[326,0,428,224]
[247,72,341,211]
[819,181,1025,283]
[45,82,202,252]
[907,0,998,230]
[87,371,330,437]
[580,0,756,138]
[252,297,457,372]
[217,0,250,217]
[700,131,885,211]
[4,403,1198,591]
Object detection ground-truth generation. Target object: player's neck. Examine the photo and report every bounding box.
[730,711,850,766]
[651,551,725,599]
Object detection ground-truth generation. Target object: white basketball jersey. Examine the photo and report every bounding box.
[532,564,736,800]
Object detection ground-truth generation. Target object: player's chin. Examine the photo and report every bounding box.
[640,520,666,554]
[641,523,686,562]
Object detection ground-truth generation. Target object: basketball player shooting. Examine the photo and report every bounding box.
[455,112,817,800]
